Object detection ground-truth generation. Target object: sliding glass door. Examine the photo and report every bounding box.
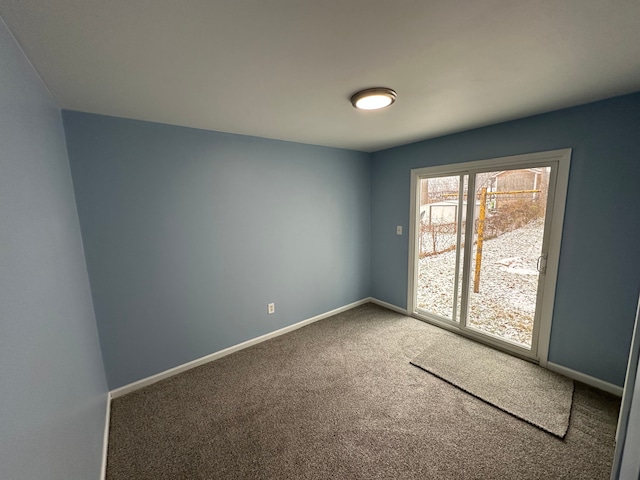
[409,150,571,361]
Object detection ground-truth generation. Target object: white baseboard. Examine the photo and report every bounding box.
[547,361,623,396]
[100,392,111,480]
[110,298,371,399]
[369,297,408,315]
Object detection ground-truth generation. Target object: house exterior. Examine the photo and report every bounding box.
[489,168,549,208]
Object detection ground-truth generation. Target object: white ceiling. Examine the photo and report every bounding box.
[1,1,640,152]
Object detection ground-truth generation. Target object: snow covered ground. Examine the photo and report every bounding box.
[417,219,544,346]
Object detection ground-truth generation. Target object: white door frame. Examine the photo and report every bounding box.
[407,149,571,365]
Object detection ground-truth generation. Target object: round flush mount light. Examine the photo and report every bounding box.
[350,87,397,110]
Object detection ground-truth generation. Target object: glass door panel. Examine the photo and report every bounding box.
[416,175,467,321]
[465,167,551,348]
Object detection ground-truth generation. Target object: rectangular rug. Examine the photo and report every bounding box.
[411,333,574,438]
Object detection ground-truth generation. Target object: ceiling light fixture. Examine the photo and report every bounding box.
[350,87,397,110]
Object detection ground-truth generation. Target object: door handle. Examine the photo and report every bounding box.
[537,255,547,274]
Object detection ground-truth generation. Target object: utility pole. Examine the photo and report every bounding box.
[473,187,487,293]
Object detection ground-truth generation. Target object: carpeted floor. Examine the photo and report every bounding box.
[107,304,620,479]
[411,330,574,438]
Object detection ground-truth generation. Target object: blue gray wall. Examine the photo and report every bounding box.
[0,18,108,480]
[64,95,640,391]
[371,93,640,386]
[63,112,371,389]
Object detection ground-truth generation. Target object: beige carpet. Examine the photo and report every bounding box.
[107,304,620,479]
[411,333,574,438]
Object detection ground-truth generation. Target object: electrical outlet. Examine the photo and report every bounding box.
[267,303,275,315]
